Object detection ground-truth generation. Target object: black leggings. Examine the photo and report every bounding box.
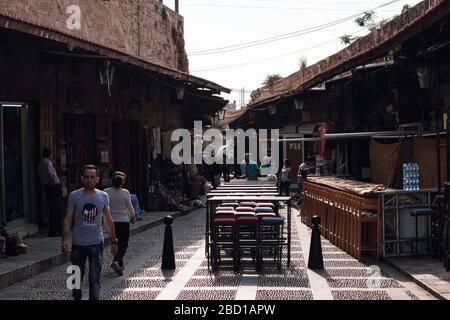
[279,181,290,196]
[113,222,130,266]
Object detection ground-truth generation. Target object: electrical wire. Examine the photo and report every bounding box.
[188,18,361,56]
[191,31,364,72]
[183,3,398,12]
[187,0,400,55]
[184,0,388,4]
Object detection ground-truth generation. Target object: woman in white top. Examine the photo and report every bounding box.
[104,171,136,276]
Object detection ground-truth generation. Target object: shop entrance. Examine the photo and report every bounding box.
[64,114,96,192]
[282,134,304,185]
[113,121,138,192]
[0,103,26,224]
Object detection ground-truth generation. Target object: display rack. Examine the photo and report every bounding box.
[378,189,436,257]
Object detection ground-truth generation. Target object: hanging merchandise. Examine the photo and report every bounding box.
[156,127,162,156]
[151,128,158,160]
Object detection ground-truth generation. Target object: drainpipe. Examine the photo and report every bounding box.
[137,0,141,57]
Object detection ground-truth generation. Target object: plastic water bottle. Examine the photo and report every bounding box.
[415,163,420,190]
[416,163,420,190]
[403,163,408,190]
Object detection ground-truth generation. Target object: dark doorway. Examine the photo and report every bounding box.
[64,114,96,192]
[113,121,138,193]
[1,103,25,223]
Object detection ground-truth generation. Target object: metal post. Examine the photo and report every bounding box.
[308,215,324,269]
[162,215,176,270]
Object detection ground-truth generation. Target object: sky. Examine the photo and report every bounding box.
[163,0,423,108]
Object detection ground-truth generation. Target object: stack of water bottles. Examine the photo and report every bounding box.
[403,163,420,191]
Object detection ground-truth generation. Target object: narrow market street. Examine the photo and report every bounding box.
[0,208,435,300]
[0,0,449,306]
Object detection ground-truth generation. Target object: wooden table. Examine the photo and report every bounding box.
[302,180,379,261]
[207,192,280,199]
[206,195,292,267]
[222,181,276,187]
[208,190,280,196]
[218,187,278,190]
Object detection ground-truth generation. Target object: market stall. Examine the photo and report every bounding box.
[301,177,382,260]
[301,176,439,260]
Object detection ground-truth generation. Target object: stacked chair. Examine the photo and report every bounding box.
[211,204,238,271]
[210,200,285,271]
[235,202,260,270]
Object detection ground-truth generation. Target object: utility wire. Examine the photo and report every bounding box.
[191,32,364,72]
[187,0,399,55]
[189,18,363,56]
[192,29,365,72]
[183,3,398,12]
[184,0,391,4]
[188,14,358,55]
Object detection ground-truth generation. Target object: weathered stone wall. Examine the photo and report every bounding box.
[0,0,188,72]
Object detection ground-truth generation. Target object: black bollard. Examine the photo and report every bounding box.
[308,215,324,269]
[161,215,176,270]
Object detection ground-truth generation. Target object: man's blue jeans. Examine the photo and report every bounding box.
[70,243,103,300]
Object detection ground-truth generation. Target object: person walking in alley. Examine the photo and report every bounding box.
[239,153,259,180]
[296,156,315,207]
[104,171,136,276]
[38,148,62,237]
[279,159,291,196]
[61,165,118,300]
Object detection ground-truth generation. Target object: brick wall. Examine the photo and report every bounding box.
[0,0,188,72]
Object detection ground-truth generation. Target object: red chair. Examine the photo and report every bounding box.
[236,216,260,270]
[211,217,238,271]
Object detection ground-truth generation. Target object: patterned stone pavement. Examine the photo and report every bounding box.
[0,207,436,300]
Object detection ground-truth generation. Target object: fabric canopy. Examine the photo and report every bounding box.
[370,139,401,188]
[413,135,448,189]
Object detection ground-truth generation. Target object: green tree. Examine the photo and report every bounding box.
[402,4,411,13]
[262,74,282,87]
[299,56,307,70]
[340,5,412,46]
[355,11,377,31]
[340,34,360,45]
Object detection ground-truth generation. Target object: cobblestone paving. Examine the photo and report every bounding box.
[0,208,436,300]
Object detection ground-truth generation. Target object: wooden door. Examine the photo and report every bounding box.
[283,134,304,185]
[65,114,96,192]
[40,104,54,156]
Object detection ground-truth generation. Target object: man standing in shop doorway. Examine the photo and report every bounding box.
[38,148,62,237]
